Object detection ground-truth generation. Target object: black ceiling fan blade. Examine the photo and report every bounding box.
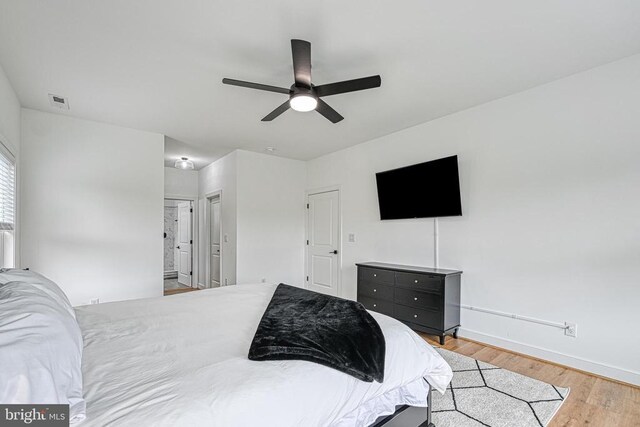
[315,75,381,97]
[315,99,344,123]
[262,100,291,121]
[291,39,312,88]
[222,78,290,95]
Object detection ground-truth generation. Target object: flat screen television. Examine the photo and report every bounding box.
[375,155,462,220]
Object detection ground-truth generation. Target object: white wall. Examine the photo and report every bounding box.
[198,151,237,287]
[20,109,165,305]
[197,150,306,288]
[307,54,640,384]
[236,150,306,286]
[164,166,198,198]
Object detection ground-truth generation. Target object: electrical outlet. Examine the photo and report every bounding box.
[89,298,100,305]
[348,233,356,243]
[564,322,577,338]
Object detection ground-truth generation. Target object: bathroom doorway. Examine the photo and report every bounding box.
[164,198,195,295]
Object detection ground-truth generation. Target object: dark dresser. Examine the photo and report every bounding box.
[356,262,462,345]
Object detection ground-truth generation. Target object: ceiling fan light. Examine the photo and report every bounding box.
[175,157,194,170]
[290,95,318,112]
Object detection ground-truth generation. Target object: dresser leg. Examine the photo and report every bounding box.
[453,328,459,339]
[439,335,445,345]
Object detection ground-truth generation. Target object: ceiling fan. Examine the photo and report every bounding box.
[222,39,381,123]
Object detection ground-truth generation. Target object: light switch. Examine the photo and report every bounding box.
[348,233,356,243]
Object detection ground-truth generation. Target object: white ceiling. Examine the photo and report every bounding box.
[1,1,639,166]
[163,136,232,170]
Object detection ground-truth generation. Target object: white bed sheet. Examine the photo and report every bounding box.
[75,284,452,427]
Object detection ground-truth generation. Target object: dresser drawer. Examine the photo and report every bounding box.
[394,304,442,329]
[358,267,395,286]
[394,287,442,311]
[358,281,394,301]
[395,272,443,293]
[359,296,394,317]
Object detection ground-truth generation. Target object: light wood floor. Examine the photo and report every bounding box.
[419,333,639,426]
[163,278,200,296]
[163,287,199,296]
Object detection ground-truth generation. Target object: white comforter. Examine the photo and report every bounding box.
[75,284,452,427]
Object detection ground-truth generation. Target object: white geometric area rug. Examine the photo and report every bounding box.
[432,348,570,427]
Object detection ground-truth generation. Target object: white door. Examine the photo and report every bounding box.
[177,201,192,286]
[210,198,221,288]
[306,190,340,296]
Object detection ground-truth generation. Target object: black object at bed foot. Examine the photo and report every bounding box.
[370,406,434,427]
[370,390,434,427]
[370,405,433,427]
[417,388,435,427]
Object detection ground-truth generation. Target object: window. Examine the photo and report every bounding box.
[0,143,15,268]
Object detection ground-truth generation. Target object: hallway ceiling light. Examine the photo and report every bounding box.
[175,157,194,170]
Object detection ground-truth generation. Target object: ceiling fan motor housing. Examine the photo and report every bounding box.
[290,85,315,100]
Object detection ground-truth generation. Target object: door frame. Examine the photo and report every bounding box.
[304,185,342,297]
[164,195,198,289]
[205,190,223,289]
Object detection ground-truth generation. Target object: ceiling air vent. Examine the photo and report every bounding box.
[48,93,70,110]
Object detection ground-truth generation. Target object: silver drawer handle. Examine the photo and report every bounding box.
[414,297,418,301]
[414,279,418,283]
[373,274,377,277]
[373,289,377,292]
[373,304,377,307]
[414,314,418,318]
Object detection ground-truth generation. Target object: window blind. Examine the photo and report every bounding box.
[0,147,15,231]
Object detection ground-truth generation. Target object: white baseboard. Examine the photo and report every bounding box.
[459,328,639,386]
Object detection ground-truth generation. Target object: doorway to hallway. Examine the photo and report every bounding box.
[164,198,195,295]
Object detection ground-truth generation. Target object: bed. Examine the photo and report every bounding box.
[74,283,452,426]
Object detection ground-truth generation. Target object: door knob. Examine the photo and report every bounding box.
[177,246,180,249]
[330,250,338,254]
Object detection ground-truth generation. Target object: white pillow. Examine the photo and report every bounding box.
[0,269,76,318]
[0,271,86,423]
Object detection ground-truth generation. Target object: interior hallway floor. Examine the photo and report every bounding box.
[164,278,198,296]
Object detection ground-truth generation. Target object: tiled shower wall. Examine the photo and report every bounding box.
[164,206,177,272]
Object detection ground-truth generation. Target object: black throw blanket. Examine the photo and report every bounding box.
[248,284,386,382]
